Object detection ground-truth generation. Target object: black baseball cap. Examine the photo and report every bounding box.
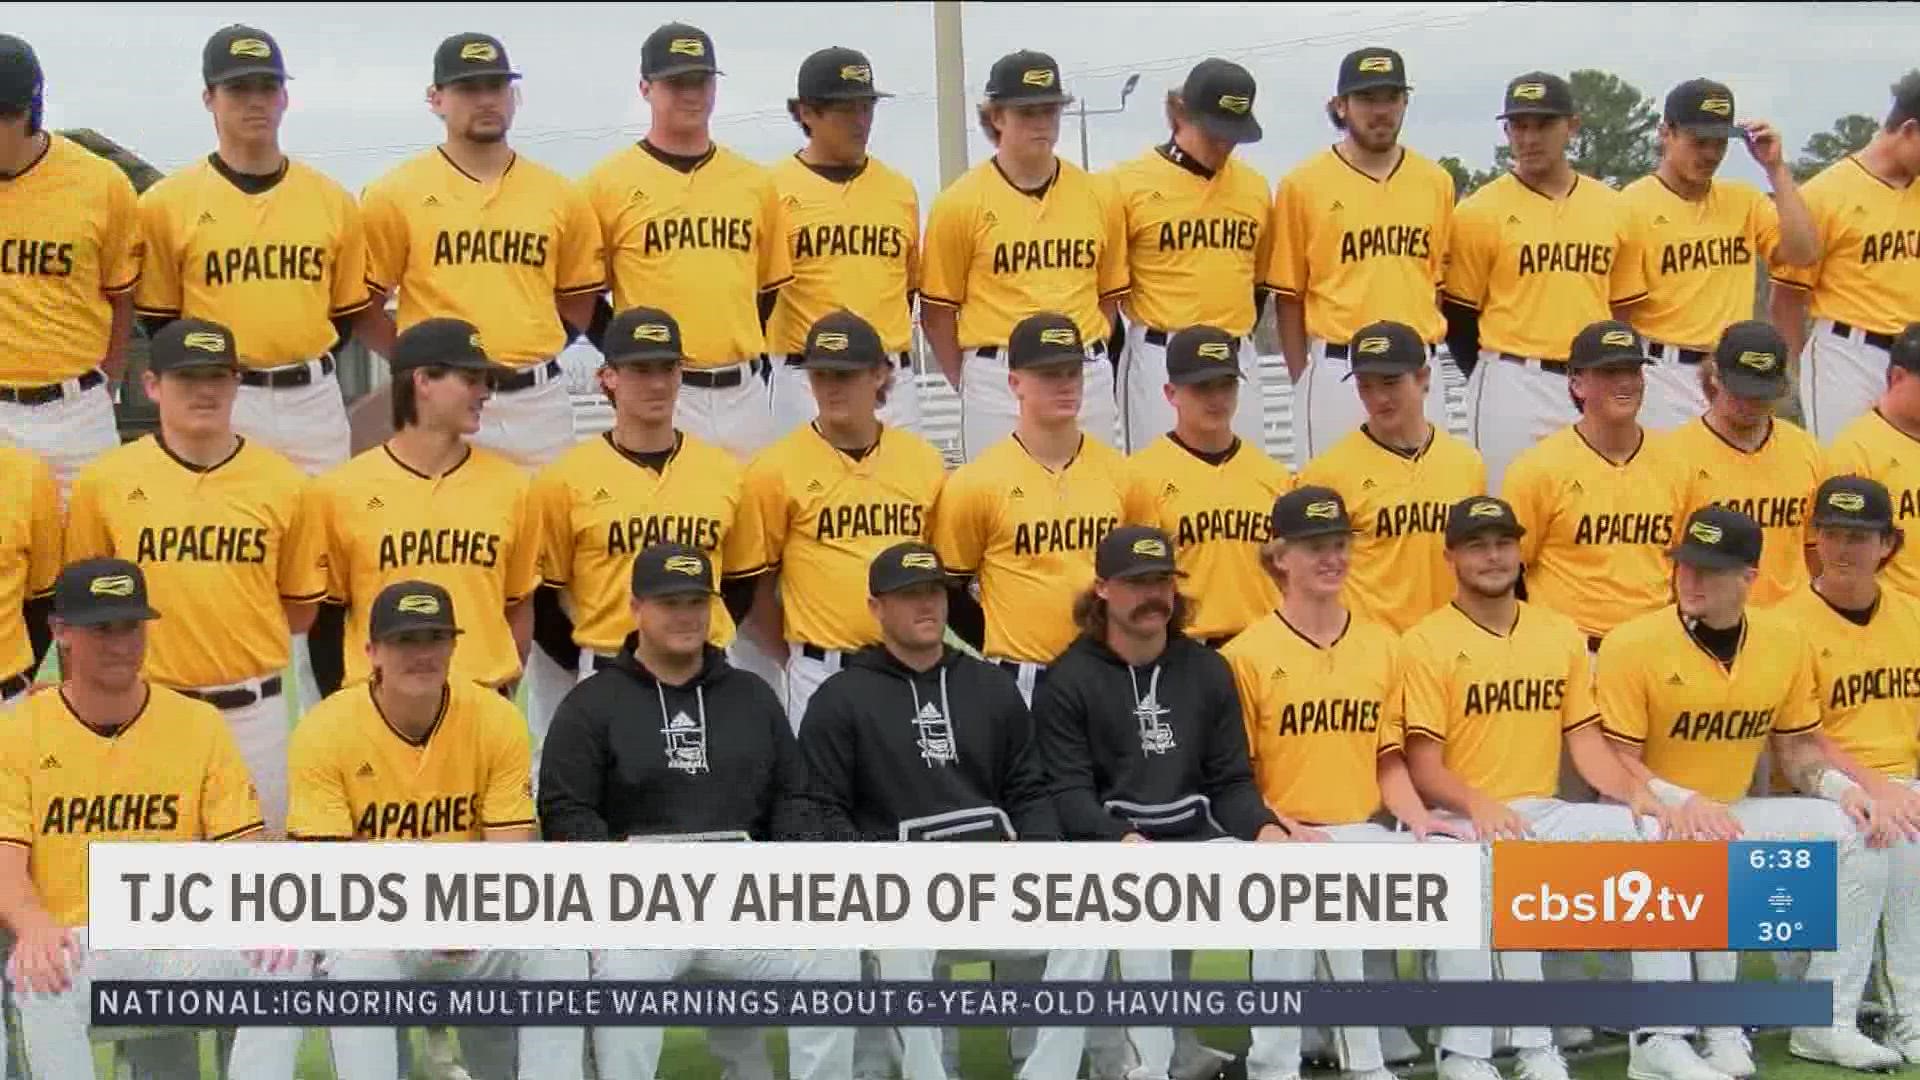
[603,307,686,366]
[54,558,161,627]
[1712,320,1791,401]
[1008,313,1086,370]
[802,310,887,371]
[203,25,287,86]
[985,49,1072,106]
[1890,323,1920,373]
[148,318,241,374]
[1345,319,1427,378]
[0,34,43,111]
[642,23,720,80]
[1811,475,1896,533]
[388,317,507,374]
[1096,526,1183,581]
[1569,320,1651,370]
[1445,495,1527,547]
[1500,72,1575,120]
[368,581,461,642]
[1181,59,1262,145]
[1671,506,1764,571]
[1271,486,1357,541]
[795,46,891,102]
[1337,47,1409,95]
[1166,326,1244,385]
[1665,78,1737,138]
[433,33,519,86]
[631,543,717,600]
[869,541,948,595]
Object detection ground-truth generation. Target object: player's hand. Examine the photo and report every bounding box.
[1408,815,1474,843]
[1254,823,1292,843]
[1120,832,1150,844]
[1673,795,1742,841]
[6,920,78,995]
[1862,778,1920,844]
[245,948,306,975]
[1739,120,1787,172]
[1466,796,1531,842]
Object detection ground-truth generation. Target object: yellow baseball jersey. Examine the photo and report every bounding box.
[1402,601,1597,802]
[1443,173,1649,360]
[1597,604,1820,803]
[1222,611,1404,825]
[1122,435,1291,640]
[65,437,327,687]
[134,158,370,367]
[932,435,1128,663]
[1619,176,1781,349]
[765,155,918,354]
[1263,146,1455,344]
[747,424,946,651]
[0,686,262,925]
[1827,409,1920,597]
[920,157,1129,346]
[0,448,58,680]
[1776,584,1920,779]
[1504,426,1682,638]
[1665,417,1823,607]
[360,149,604,365]
[535,432,767,653]
[0,134,142,385]
[1298,426,1488,633]
[286,679,534,841]
[583,143,792,368]
[309,444,541,688]
[1108,146,1270,337]
[1769,157,1920,333]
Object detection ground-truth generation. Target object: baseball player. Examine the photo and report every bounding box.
[743,310,946,726]
[1108,58,1270,452]
[0,558,302,1080]
[306,318,541,696]
[920,50,1130,460]
[0,445,57,708]
[1779,476,1920,1064]
[1297,319,1487,633]
[1444,72,1648,494]
[287,579,585,1080]
[1619,79,1817,431]
[0,34,141,497]
[582,22,792,461]
[1219,486,1470,1080]
[357,32,605,470]
[135,24,369,475]
[1597,505,1915,1074]
[1268,46,1455,470]
[65,319,325,837]
[1666,320,1824,608]
[1123,326,1292,647]
[768,46,921,436]
[1401,495,1716,1080]
[1770,72,1920,444]
[1827,324,1920,596]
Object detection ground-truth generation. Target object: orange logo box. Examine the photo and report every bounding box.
[1492,841,1728,951]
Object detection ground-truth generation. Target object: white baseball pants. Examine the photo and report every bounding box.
[1636,344,1710,433]
[768,354,923,440]
[231,360,352,476]
[1466,351,1579,497]
[475,365,577,470]
[677,363,777,461]
[1800,319,1894,445]
[959,347,1118,464]
[783,644,851,734]
[0,373,119,502]
[1018,949,1175,1080]
[1873,778,1920,1031]
[194,677,290,839]
[1292,340,1449,471]
[1117,326,1264,453]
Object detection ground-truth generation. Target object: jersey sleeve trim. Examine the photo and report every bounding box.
[280,589,328,603]
[918,293,962,309]
[505,589,531,606]
[102,273,141,296]
[1767,276,1811,292]
[30,585,54,600]
[1564,714,1600,735]
[758,275,795,294]
[329,297,373,318]
[1404,724,1446,744]
[483,818,537,831]
[1610,290,1650,307]
[1600,725,1645,746]
[1376,740,1403,757]
[1772,718,1822,737]
[720,563,771,582]
[1098,284,1132,302]
[1258,282,1299,300]
[134,303,182,319]
[210,822,266,842]
[364,276,393,296]
[555,279,608,298]
[1440,292,1480,311]
[0,836,29,850]
[540,574,569,589]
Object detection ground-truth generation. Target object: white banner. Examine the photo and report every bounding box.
[87,841,1485,952]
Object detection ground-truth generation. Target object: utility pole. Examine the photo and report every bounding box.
[933,1,967,188]
[1072,72,1142,170]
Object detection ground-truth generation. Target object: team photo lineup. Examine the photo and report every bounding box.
[1,8,1919,1080]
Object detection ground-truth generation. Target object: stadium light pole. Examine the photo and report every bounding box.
[1074,72,1141,170]
[933,1,968,188]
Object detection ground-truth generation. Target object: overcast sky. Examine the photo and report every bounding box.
[14,2,1917,200]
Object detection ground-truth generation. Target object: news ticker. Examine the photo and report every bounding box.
[87,840,1835,953]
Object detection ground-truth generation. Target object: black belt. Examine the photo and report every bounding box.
[239,356,335,389]
[798,643,842,662]
[0,368,106,406]
[1500,352,1569,375]
[492,358,563,393]
[783,352,911,369]
[1587,635,1605,654]
[591,652,620,673]
[974,341,1106,360]
[1829,321,1897,352]
[179,675,283,711]
[1645,343,1707,366]
[0,669,30,699]
[682,358,765,389]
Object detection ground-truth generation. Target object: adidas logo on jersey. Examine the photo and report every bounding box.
[591,488,613,503]
[422,195,440,207]
[1696,469,1710,480]
[367,496,385,510]
[197,211,215,225]
[1506,215,1522,225]
[805,479,824,494]
[1162,482,1179,498]
[1269,665,1287,680]
[781,193,802,208]
[628,188,649,206]
[982,210,998,226]
[1652,214,1670,227]
[1148,190,1164,202]
[38,754,59,770]
[1330,200,1345,212]
[1456,651,1471,663]
[127,487,146,502]
[1361,478,1377,490]
[356,762,375,778]
[1569,480,1585,494]
[1009,486,1025,499]
[1667,673,1684,686]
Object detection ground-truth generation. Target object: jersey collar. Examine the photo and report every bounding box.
[1276,608,1350,651]
[0,132,54,183]
[991,156,1059,201]
[382,441,472,481]
[1361,422,1433,461]
[156,432,245,475]
[1699,414,1774,456]
[436,147,517,185]
[370,682,450,749]
[60,684,152,742]
[1156,141,1215,181]
[1330,143,1405,185]
[1572,423,1644,466]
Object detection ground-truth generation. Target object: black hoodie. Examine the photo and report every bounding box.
[797,644,1059,842]
[538,642,815,841]
[1036,633,1278,841]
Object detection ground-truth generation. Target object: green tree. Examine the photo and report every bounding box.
[1792,114,1878,181]
[60,128,163,193]
[1563,69,1659,187]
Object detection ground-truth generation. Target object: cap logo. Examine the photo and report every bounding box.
[1601,329,1635,348]
[396,594,441,615]
[839,64,872,84]
[664,554,705,577]
[459,42,499,63]
[1304,500,1340,520]
[1038,328,1078,347]
[1358,56,1395,73]
[1828,491,1867,512]
[1021,68,1056,88]
[1736,350,1777,372]
[1131,538,1169,558]
[815,331,850,351]
[181,331,227,353]
[1700,97,1732,117]
[1196,342,1233,362]
[668,38,706,57]
[89,575,136,598]
[901,552,939,570]
[1217,94,1251,115]
[1356,336,1391,355]
[1468,501,1504,519]
[1513,82,1547,100]
[229,38,272,59]
[468,333,484,351]
[633,323,670,342]
[1689,521,1725,545]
